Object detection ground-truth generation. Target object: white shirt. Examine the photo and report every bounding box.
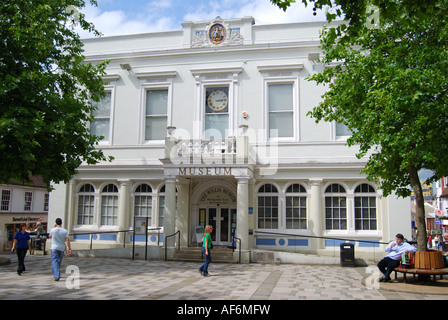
[385,241,417,260]
[49,227,68,251]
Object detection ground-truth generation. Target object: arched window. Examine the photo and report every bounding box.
[325,184,347,230]
[158,185,165,227]
[285,184,307,229]
[257,184,279,229]
[354,183,377,230]
[134,184,153,222]
[101,184,118,226]
[77,184,95,225]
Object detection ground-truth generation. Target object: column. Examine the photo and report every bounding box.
[176,179,190,248]
[164,178,177,258]
[66,181,76,236]
[309,179,324,250]
[237,177,250,263]
[117,180,130,244]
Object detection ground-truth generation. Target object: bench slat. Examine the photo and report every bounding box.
[394,268,448,275]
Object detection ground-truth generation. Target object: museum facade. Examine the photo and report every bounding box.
[48,17,411,262]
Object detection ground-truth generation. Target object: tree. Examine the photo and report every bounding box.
[271,0,448,251]
[0,0,111,187]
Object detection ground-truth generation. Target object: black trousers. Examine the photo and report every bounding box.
[377,257,400,279]
[16,248,28,274]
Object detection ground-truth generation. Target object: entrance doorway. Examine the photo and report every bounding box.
[199,207,236,246]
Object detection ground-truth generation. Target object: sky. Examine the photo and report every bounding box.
[77,0,329,38]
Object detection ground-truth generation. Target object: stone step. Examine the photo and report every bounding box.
[172,247,236,263]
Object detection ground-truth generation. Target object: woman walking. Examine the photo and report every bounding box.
[11,224,31,275]
[198,225,213,277]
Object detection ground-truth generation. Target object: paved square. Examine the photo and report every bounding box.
[1,254,447,300]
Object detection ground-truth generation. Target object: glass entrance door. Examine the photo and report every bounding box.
[200,207,236,246]
[220,208,230,243]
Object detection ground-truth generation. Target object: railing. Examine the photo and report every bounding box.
[254,230,393,262]
[164,230,181,261]
[69,230,131,250]
[70,228,161,251]
[255,230,390,245]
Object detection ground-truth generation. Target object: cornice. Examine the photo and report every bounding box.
[83,40,321,62]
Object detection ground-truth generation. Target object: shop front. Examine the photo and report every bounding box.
[0,214,48,251]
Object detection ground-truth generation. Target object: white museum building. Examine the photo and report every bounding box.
[48,16,411,262]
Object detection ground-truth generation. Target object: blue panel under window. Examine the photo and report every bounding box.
[131,235,147,242]
[99,234,117,241]
[73,234,90,240]
[288,238,308,246]
[256,238,277,245]
[358,240,379,247]
[325,240,355,247]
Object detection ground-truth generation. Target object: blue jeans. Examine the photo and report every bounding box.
[199,247,212,276]
[51,250,64,280]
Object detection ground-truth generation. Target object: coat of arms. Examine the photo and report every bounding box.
[191,19,244,48]
[209,23,226,44]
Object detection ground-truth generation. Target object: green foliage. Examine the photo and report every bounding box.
[306,1,448,197]
[0,0,112,186]
[272,0,447,250]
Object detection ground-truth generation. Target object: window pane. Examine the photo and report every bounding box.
[354,195,377,230]
[205,114,229,139]
[336,122,351,136]
[269,112,293,137]
[257,194,279,229]
[159,196,165,226]
[92,92,111,117]
[91,119,110,140]
[146,90,168,115]
[269,84,293,111]
[101,195,118,226]
[1,190,11,211]
[146,116,167,140]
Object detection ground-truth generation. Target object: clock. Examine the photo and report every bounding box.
[207,89,228,112]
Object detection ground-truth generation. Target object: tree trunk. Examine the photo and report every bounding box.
[409,164,428,252]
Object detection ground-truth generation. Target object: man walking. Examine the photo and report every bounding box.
[377,233,417,282]
[49,218,71,281]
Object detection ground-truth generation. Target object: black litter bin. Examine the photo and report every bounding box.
[340,243,355,267]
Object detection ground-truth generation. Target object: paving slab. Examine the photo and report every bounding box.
[1,253,447,302]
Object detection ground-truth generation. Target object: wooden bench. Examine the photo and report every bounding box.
[394,267,448,282]
[394,251,448,283]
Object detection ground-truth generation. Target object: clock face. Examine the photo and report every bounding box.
[207,89,228,112]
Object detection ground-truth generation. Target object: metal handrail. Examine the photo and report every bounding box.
[254,230,390,245]
[69,230,130,250]
[70,228,161,250]
[164,230,180,261]
[254,230,393,262]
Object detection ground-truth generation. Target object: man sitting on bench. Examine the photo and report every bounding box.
[377,233,417,283]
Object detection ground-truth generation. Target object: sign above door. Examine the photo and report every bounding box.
[199,186,237,205]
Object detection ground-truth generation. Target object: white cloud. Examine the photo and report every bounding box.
[77,0,329,38]
[184,0,326,25]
